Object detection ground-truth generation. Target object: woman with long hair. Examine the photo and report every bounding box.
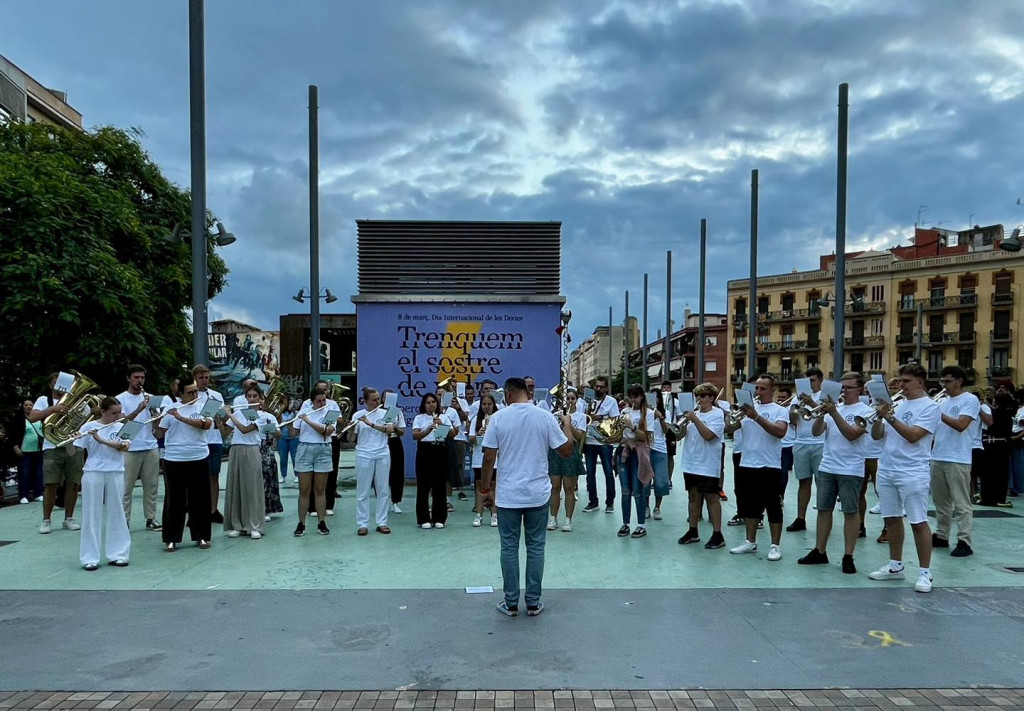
[349,387,393,535]
[617,384,656,538]
[74,397,131,570]
[223,384,273,539]
[293,389,337,536]
[547,390,587,532]
[647,390,671,521]
[468,393,498,527]
[412,393,455,528]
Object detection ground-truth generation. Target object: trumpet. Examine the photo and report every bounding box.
[863,390,906,426]
[931,388,949,403]
[726,405,747,427]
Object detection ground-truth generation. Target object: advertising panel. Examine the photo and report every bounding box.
[208,330,281,402]
[356,301,563,481]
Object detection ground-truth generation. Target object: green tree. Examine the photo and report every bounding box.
[0,121,228,407]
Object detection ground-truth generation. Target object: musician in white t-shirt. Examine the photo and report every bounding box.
[868,363,941,593]
[116,364,162,531]
[348,388,394,535]
[223,385,271,538]
[192,364,227,524]
[800,374,873,574]
[930,366,980,557]
[582,376,620,513]
[787,368,825,533]
[676,383,726,549]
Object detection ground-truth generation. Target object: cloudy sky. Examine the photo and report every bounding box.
[4,0,1023,346]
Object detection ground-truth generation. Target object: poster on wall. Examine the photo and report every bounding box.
[356,301,563,480]
[208,330,281,402]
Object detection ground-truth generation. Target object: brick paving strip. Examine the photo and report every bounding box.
[1,690,1023,711]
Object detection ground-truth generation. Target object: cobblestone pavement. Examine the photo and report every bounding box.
[2,691,1023,711]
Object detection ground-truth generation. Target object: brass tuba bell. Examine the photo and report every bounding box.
[263,376,290,419]
[329,382,356,422]
[43,371,103,445]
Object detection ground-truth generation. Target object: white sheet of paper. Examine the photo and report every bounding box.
[584,388,596,401]
[465,586,493,594]
[441,391,453,408]
[795,378,813,397]
[535,388,549,405]
[741,382,756,393]
[820,380,841,403]
[456,382,466,398]
[147,395,166,411]
[493,390,505,406]
[384,392,398,409]
[871,373,885,382]
[55,372,75,394]
[645,392,657,408]
[866,381,893,405]
[735,389,754,407]
[678,392,694,413]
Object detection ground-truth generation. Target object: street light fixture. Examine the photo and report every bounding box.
[292,287,337,304]
[167,221,237,247]
[816,292,865,309]
[999,225,1022,253]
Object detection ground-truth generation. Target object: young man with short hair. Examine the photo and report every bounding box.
[582,376,619,514]
[930,365,980,557]
[787,367,824,532]
[117,364,162,531]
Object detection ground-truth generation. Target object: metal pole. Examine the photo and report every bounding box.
[834,82,849,378]
[915,301,924,364]
[188,0,208,366]
[698,218,707,384]
[309,84,321,386]
[665,250,672,387]
[747,170,758,378]
[624,291,630,393]
[608,306,613,384]
[642,273,649,391]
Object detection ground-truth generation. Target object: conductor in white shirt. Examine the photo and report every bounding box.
[481,377,575,618]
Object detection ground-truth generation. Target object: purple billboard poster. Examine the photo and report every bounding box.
[356,301,563,481]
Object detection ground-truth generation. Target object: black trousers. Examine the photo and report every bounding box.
[416,443,449,526]
[388,436,406,503]
[980,440,1010,506]
[163,458,212,543]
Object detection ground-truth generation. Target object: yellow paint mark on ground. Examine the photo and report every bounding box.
[868,630,912,647]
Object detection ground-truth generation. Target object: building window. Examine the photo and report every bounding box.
[992,349,1009,368]
[850,352,864,373]
[898,350,914,365]
[706,361,717,372]
[900,280,917,308]
[928,350,943,375]
[781,293,795,311]
[869,352,883,371]
[781,325,794,348]
[734,298,747,317]
[757,296,770,314]
[705,335,718,347]
[929,278,947,306]
[756,357,768,375]
[871,318,884,335]
[871,284,885,302]
[957,349,973,370]
[807,290,821,314]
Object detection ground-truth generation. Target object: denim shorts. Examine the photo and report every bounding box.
[295,443,333,473]
[815,470,862,514]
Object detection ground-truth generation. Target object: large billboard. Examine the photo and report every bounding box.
[356,301,563,480]
[208,330,281,402]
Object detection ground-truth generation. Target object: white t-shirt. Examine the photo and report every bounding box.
[229,410,274,447]
[585,396,620,445]
[662,393,679,424]
[444,407,467,442]
[782,421,796,447]
[650,412,668,454]
[295,407,335,444]
[352,407,390,458]
[116,390,159,451]
[32,395,60,451]
[160,401,211,462]
[199,389,225,445]
[794,391,825,445]
[469,413,494,469]
[621,407,657,444]
[878,397,941,478]
[482,403,568,508]
[682,408,725,478]
[817,402,874,477]
[75,420,126,472]
[931,392,980,465]
[738,402,788,469]
[972,403,991,450]
[576,399,587,414]
[413,413,450,443]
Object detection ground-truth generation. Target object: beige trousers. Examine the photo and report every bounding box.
[123,448,161,524]
[930,460,972,546]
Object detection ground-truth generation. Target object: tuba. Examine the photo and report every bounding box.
[43,371,103,445]
[329,382,356,422]
[263,377,289,419]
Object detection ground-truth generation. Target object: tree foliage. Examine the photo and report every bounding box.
[0,121,228,407]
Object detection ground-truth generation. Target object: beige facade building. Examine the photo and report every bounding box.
[0,54,83,130]
[568,317,639,388]
[725,225,1023,395]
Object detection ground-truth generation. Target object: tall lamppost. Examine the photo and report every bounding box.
[293,288,338,383]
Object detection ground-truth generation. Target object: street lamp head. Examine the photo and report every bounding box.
[815,294,832,308]
[1000,226,1022,253]
[324,289,338,304]
[292,289,306,304]
[165,223,186,243]
[213,222,237,247]
[560,309,572,327]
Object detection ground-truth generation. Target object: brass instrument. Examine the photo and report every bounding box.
[595,414,631,445]
[726,406,747,427]
[437,376,454,391]
[329,382,356,422]
[42,371,103,445]
[863,390,906,426]
[931,388,949,403]
[263,377,290,419]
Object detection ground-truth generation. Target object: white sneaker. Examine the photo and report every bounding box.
[34,496,43,502]
[250,530,262,540]
[278,475,285,483]
[434,522,445,529]
[20,497,29,504]
[326,509,335,516]
[547,515,558,531]
[767,544,782,561]
[473,514,482,528]
[490,513,498,527]
[652,508,662,520]
[39,519,52,534]
[561,519,573,532]
[915,571,933,593]
[869,503,881,515]
[392,503,403,514]
[63,518,81,531]
[421,522,432,529]
[264,515,271,522]
[227,530,241,538]
[730,540,757,555]
[646,507,651,517]
[868,563,906,581]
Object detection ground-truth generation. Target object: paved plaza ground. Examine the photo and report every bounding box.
[2,446,1023,696]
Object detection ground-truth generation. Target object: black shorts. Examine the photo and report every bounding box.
[735,466,784,523]
[683,473,719,495]
[667,439,677,456]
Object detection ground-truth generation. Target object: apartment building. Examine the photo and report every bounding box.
[568,317,639,388]
[725,225,1022,394]
[0,53,83,130]
[626,310,729,392]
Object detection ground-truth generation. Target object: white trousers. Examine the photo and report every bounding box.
[80,469,131,566]
[355,454,391,528]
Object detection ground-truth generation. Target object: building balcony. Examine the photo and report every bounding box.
[731,372,748,384]
[828,335,885,350]
[988,366,1014,379]
[992,329,1013,343]
[832,301,886,317]
[922,294,979,310]
[731,342,748,354]
[761,307,823,322]
[993,292,1014,306]
[895,333,915,345]
[925,331,977,345]
[778,339,821,353]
